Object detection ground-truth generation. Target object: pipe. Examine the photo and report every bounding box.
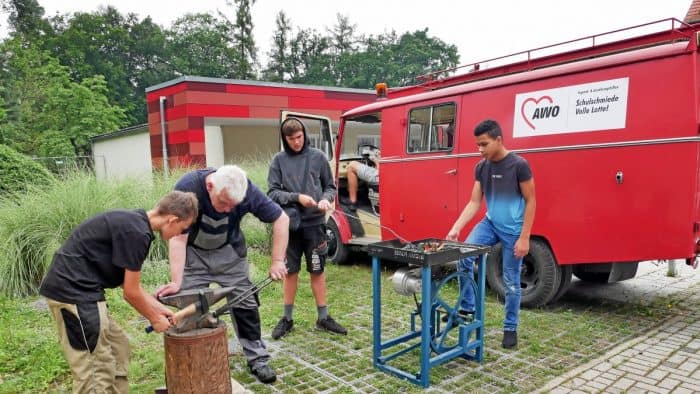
[159,96,169,178]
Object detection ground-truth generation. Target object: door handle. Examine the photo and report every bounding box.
[445,169,457,175]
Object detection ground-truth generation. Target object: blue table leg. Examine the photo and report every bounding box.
[372,256,381,368]
[476,254,486,362]
[419,264,432,387]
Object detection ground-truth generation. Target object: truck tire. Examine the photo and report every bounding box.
[486,238,560,308]
[326,219,349,264]
[550,264,573,303]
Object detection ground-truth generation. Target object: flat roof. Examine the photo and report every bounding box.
[91,123,148,142]
[146,75,374,94]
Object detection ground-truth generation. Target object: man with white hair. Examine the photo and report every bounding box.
[155,165,289,384]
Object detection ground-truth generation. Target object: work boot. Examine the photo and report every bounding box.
[271,317,293,340]
[502,330,517,349]
[250,364,276,384]
[316,316,348,335]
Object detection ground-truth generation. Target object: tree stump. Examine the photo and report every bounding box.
[164,322,231,393]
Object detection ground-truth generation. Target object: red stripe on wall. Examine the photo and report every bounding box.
[178,91,289,107]
[324,91,374,101]
[186,82,227,92]
[167,129,205,144]
[226,84,327,98]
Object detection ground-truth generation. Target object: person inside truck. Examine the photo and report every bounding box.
[346,149,380,211]
[446,119,536,350]
[267,117,348,341]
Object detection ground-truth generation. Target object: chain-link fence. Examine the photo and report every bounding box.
[31,155,96,177]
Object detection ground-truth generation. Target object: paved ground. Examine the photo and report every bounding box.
[226,260,699,393]
[537,260,700,393]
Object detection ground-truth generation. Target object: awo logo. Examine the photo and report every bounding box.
[513,77,629,138]
[520,95,561,130]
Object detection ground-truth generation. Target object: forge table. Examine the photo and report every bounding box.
[368,238,491,388]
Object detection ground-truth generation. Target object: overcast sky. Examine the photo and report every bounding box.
[0,0,693,69]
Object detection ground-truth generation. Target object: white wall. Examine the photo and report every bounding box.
[93,131,152,181]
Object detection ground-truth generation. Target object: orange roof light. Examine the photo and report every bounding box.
[375,83,388,99]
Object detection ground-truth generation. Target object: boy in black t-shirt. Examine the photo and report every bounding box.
[40,191,198,393]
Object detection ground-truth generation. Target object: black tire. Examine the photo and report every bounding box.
[550,264,573,303]
[574,264,612,284]
[325,219,349,264]
[486,238,560,308]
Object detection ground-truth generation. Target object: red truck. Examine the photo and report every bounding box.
[293,18,700,307]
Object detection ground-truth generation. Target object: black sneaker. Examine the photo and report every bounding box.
[348,203,357,212]
[271,317,293,340]
[250,364,276,384]
[316,316,348,335]
[441,310,474,325]
[502,330,517,349]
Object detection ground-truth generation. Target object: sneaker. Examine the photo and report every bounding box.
[250,364,276,384]
[502,330,517,349]
[347,203,357,212]
[316,316,348,335]
[271,317,293,340]
[441,310,474,325]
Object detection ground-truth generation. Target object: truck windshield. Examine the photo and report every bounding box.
[340,112,381,160]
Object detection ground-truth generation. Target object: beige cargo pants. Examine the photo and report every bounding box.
[46,298,130,393]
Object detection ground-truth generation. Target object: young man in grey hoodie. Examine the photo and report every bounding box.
[267,117,348,339]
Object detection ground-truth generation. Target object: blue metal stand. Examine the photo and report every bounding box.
[372,255,486,388]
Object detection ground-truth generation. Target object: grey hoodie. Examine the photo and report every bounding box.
[267,119,336,227]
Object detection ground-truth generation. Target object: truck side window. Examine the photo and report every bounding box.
[406,103,456,154]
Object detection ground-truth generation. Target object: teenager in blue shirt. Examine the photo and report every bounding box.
[447,119,536,349]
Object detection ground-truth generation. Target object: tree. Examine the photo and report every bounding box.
[1,0,52,40]
[38,75,125,157]
[45,7,158,124]
[228,0,256,79]
[166,13,240,78]
[262,10,291,82]
[0,38,125,157]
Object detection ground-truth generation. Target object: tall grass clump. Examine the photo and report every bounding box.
[0,144,55,198]
[0,170,177,297]
[236,154,274,252]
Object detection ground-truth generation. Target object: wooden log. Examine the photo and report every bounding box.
[164,322,231,394]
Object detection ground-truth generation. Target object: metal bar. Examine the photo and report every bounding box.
[380,331,421,350]
[419,265,432,387]
[476,254,486,362]
[212,276,273,317]
[372,256,382,369]
[378,340,421,364]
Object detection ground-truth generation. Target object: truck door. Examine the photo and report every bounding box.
[280,111,335,173]
[392,101,460,240]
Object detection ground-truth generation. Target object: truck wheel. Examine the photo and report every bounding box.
[550,264,573,303]
[326,219,349,264]
[486,239,560,308]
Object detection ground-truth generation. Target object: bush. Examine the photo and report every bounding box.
[0,170,176,297]
[0,144,55,198]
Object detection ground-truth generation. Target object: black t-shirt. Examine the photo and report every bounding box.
[39,209,154,303]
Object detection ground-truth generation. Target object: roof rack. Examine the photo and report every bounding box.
[414,18,694,91]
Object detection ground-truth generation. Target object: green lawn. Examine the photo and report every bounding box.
[0,249,686,393]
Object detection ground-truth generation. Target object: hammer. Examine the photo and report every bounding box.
[145,286,234,333]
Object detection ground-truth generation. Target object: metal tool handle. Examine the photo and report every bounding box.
[211,276,274,318]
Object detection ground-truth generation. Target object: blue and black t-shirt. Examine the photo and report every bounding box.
[475,153,532,235]
[175,169,282,257]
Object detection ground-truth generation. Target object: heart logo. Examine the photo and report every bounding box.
[521,95,553,130]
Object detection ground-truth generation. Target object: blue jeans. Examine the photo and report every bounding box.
[458,218,523,331]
